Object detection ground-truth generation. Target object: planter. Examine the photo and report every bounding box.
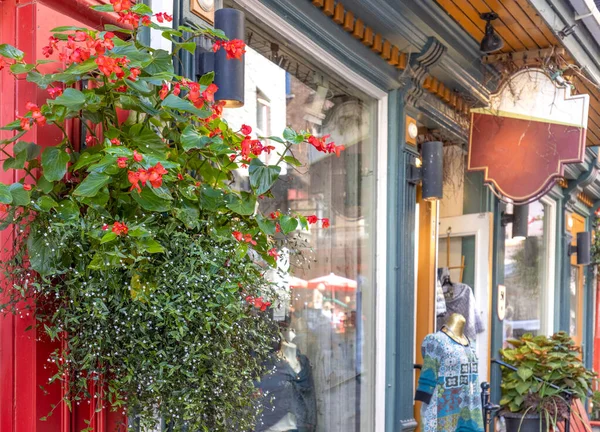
[591,420,600,432]
[502,411,548,432]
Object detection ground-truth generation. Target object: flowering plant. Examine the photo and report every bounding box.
[0,1,343,430]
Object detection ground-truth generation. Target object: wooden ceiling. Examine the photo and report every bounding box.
[435,0,600,146]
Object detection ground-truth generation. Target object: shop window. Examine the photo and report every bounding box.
[502,199,556,345]
[222,41,377,431]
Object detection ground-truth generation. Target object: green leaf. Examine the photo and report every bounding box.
[283,127,297,142]
[103,24,132,34]
[36,177,54,194]
[515,381,531,395]
[284,155,302,167]
[0,44,24,61]
[161,94,210,118]
[129,124,165,155]
[57,200,79,221]
[100,231,117,244]
[131,3,152,14]
[125,78,153,96]
[51,26,88,32]
[42,147,70,181]
[74,172,111,197]
[179,42,197,54]
[27,229,55,275]
[279,215,299,234]
[26,71,54,89]
[3,153,26,170]
[517,366,533,382]
[9,183,30,206]
[14,141,41,161]
[256,214,276,235]
[66,59,98,75]
[131,188,171,212]
[262,135,285,144]
[144,49,174,75]
[248,158,281,195]
[37,196,58,211]
[72,152,102,171]
[52,88,86,111]
[226,192,256,216]
[137,237,165,253]
[199,72,215,86]
[0,184,13,204]
[104,147,133,157]
[87,154,118,173]
[148,186,173,201]
[9,63,34,74]
[90,4,114,11]
[181,125,211,151]
[200,186,227,211]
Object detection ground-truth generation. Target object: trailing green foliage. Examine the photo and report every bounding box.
[0,2,341,430]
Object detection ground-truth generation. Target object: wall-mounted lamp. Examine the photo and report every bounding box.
[408,141,443,201]
[214,8,245,107]
[501,204,529,241]
[196,8,246,108]
[568,232,591,265]
[480,12,504,54]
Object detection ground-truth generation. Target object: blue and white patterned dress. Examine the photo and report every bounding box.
[415,331,484,432]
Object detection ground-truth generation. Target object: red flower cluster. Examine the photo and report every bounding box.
[232,231,257,246]
[42,32,115,63]
[111,221,129,236]
[267,248,279,259]
[111,0,132,12]
[245,295,271,312]
[270,211,281,220]
[307,134,345,157]
[96,55,129,79]
[19,102,46,130]
[117,157,128,168]
[241,124,252,135]
[128,162,168,192]
[155,12,173,23]
[306,215,330,228]
[239,136,275,159]
[0,57,6,71]
[213,39,246,60]
[133,150,143,162]
[118,11,141,28]
[47,87,63,98]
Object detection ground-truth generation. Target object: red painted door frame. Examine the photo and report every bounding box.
[0,1,125,430]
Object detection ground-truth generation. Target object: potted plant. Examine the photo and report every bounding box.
[499,332,596,432]
[0,1,344,430]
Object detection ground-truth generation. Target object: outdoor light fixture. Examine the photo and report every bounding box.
[501,204,529,241]
[480,12,504,54]
[568,232,591,265]
[421,141,444,201]
[214,8,245,108]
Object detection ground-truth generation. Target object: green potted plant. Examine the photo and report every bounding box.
[0,1,344,430]
[499,332,596,432]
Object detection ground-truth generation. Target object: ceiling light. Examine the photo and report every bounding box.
[480,12,504,54]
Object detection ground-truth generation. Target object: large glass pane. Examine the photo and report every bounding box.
[223,43,376,431]
[570,265,579,338]
[502,201,549,345]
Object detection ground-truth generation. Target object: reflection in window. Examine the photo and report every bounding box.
[570,265,579,337]
[502,201,550,345]
[223,46,376,431]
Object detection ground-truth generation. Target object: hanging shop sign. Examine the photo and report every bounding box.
[468,68,589,205]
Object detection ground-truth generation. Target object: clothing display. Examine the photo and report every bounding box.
[437,283,485,340]
[435,278,447,317]
[415,331,484,432]
[255,353,317,432]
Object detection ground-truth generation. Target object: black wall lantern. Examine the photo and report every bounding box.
[408,141,444,201]
[568,231,591,266]
[480,12,504,54]
[501,204,529,241]
[196,8,245,108]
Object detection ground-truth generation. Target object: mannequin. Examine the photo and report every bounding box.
[442,313,469,346]
[415,313,483,432]
[278,330,301,373]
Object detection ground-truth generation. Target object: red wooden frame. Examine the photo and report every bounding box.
[0,1,127,430]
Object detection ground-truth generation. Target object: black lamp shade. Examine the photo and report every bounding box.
[576,232,591,265]
[422,141,443,201]
[512,204,529,240]
[480,21,504,53]
[214,8,245,108]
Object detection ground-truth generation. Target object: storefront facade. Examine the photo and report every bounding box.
[2,0,600,431]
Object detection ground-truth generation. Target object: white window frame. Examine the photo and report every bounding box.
[230,1,388,430]
[539,195,557,335]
